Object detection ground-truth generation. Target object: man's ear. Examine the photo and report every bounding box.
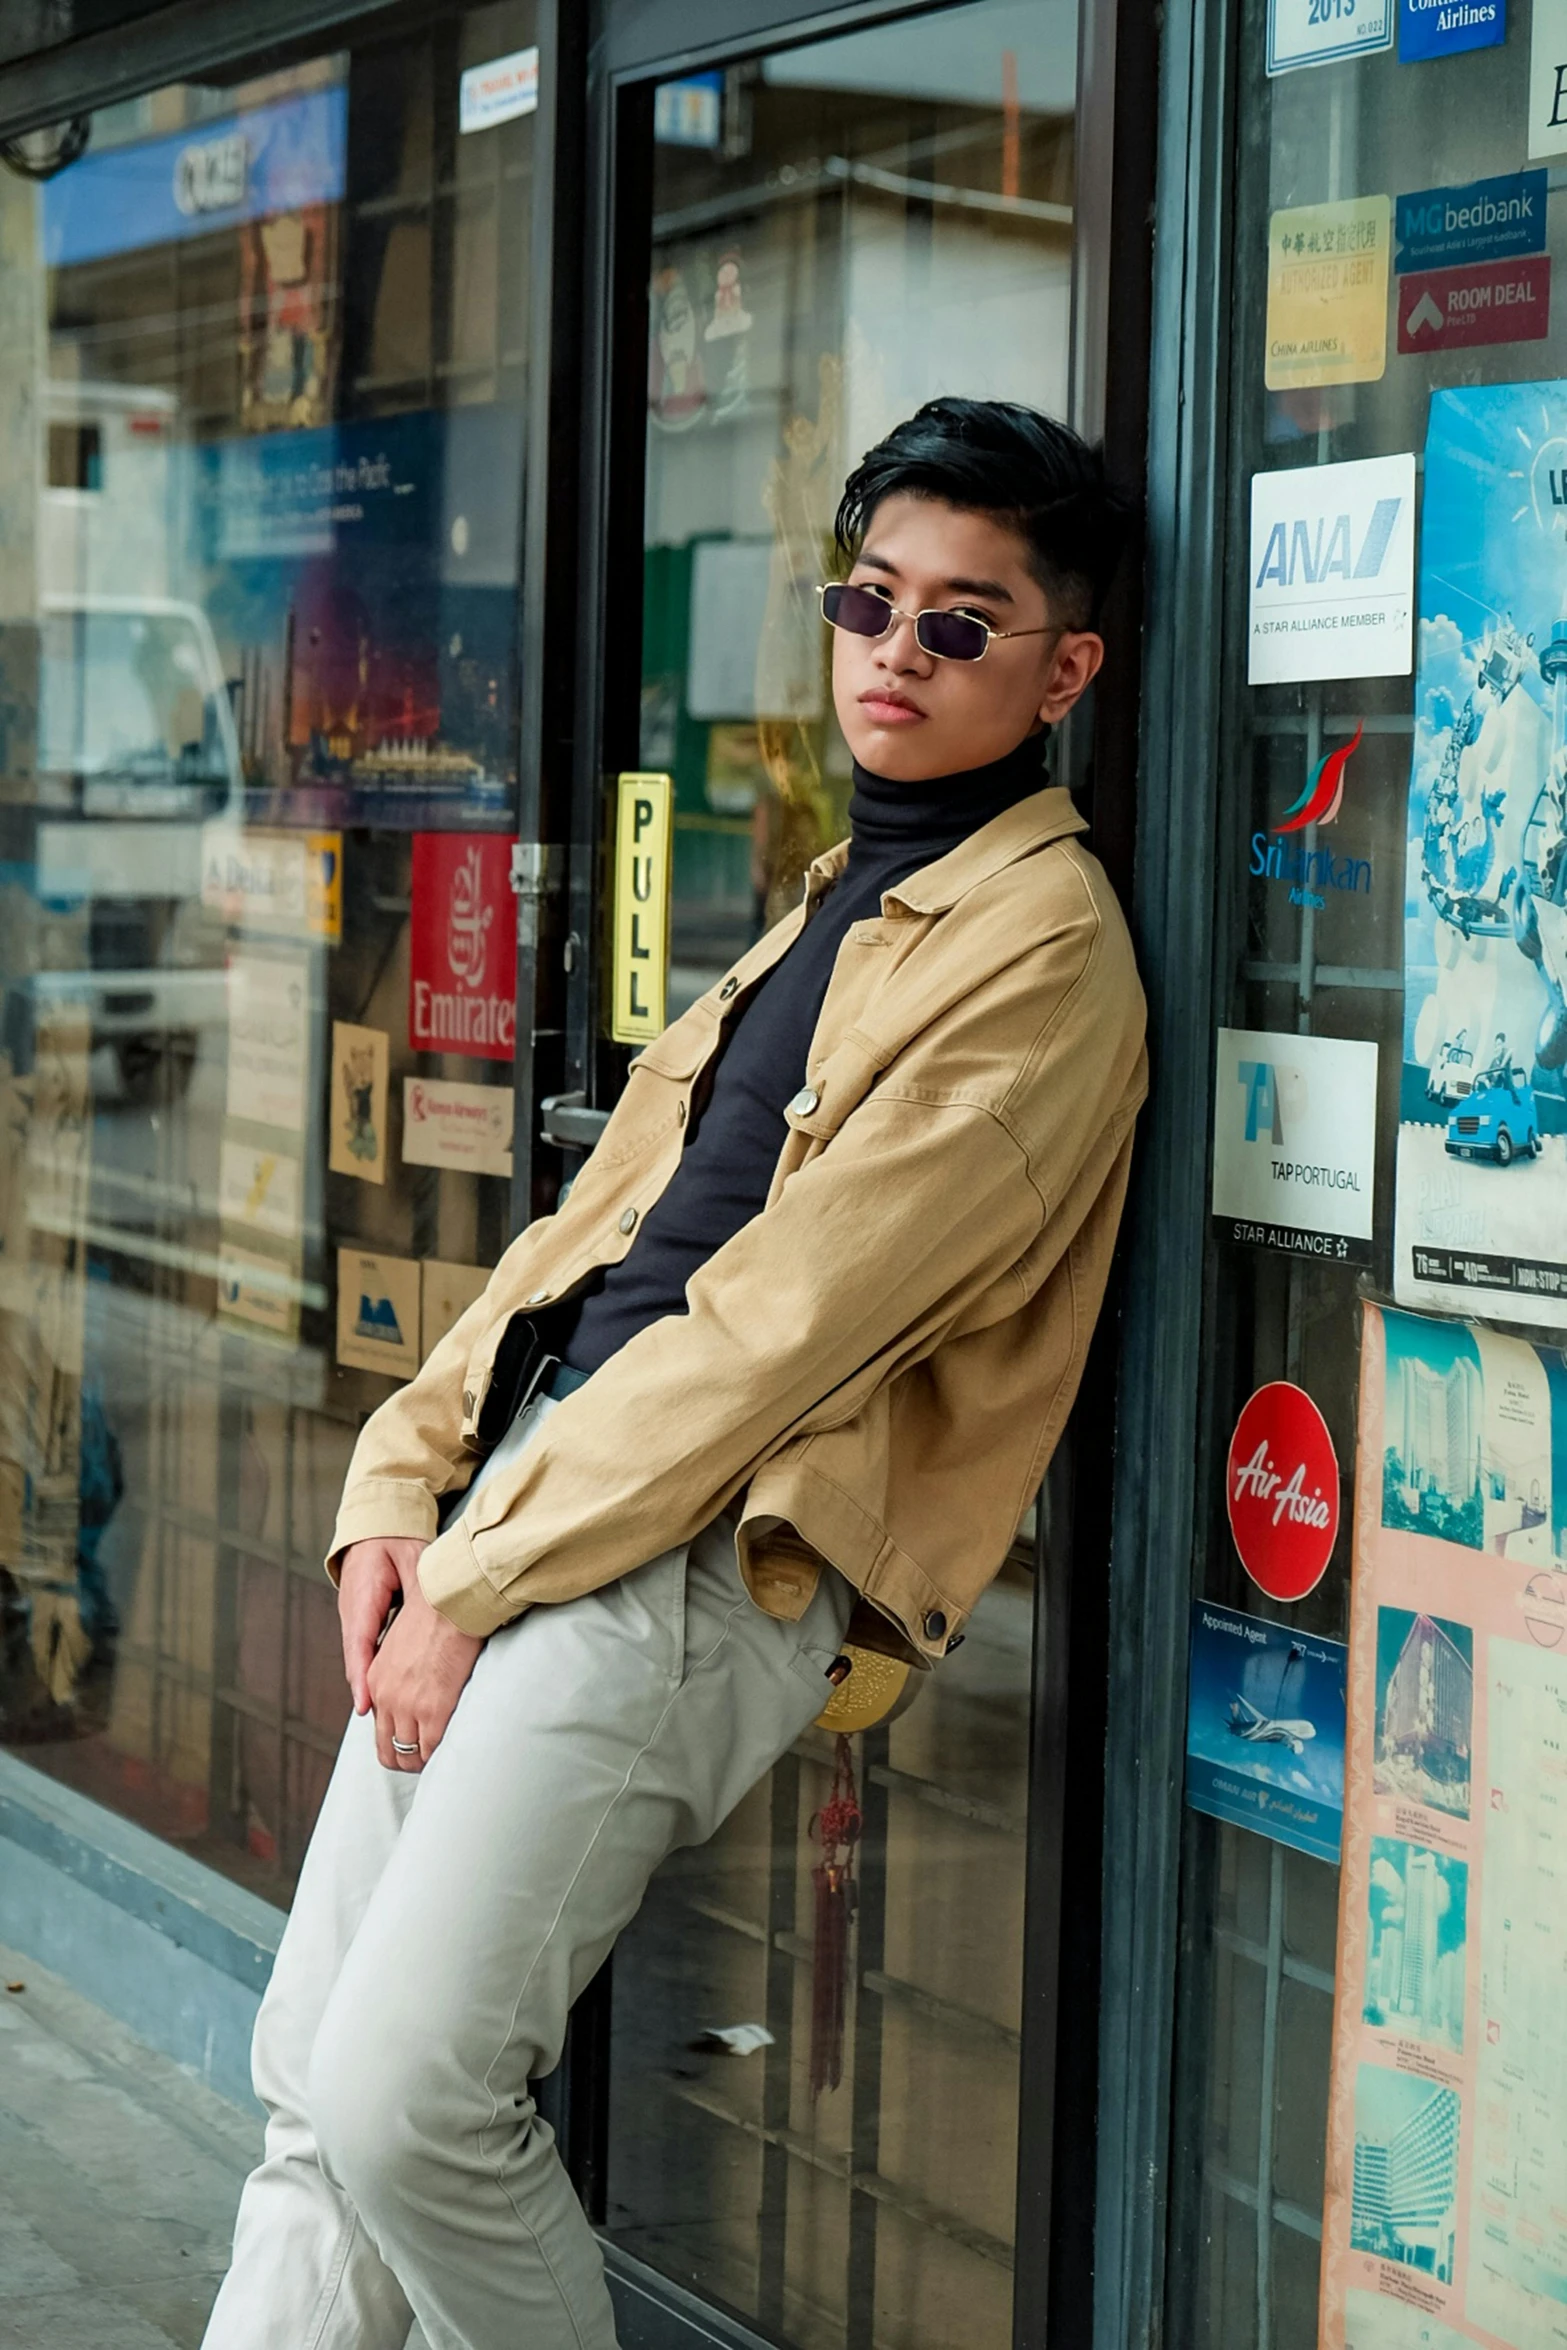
[1037,630,1105,725]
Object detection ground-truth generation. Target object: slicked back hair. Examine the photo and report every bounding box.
[833,397,1134,630]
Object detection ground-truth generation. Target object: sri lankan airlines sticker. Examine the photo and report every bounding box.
[1249,453,1416,685]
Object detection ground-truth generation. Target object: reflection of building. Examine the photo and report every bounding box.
[1382,1615,1472,1795]
[1352,2086,1460,2281]
[1397,1355,1481,1512]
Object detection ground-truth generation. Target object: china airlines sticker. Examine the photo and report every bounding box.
[1226,1382,1340,1601]
[409,833,517,1062]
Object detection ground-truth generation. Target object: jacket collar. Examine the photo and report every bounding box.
[804,785,1087,919]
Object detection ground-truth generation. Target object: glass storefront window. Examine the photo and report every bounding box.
[0,1,534,1897]
[1169,9,1567,2346]
[604,8,1078,2344]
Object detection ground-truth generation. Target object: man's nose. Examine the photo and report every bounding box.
[874,612,933,674]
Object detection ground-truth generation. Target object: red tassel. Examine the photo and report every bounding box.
[808,1734,861,2096]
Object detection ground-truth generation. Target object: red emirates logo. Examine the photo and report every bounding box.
[409,833,517,1062]
[1226,1382,1339,1602]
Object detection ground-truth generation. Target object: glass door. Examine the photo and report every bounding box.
[586,9,1085,2344]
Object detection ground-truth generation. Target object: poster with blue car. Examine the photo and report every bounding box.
[1395,384,1567,1331]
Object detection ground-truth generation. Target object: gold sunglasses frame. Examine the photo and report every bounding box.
[815,580,1062,663]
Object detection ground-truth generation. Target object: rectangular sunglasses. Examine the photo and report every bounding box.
[816,579,1060,664]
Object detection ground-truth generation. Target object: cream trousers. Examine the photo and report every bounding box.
[202,1391,853,2350]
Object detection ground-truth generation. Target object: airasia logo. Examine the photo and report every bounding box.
[1226,1382,1339,1601]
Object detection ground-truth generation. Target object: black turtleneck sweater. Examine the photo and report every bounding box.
[556,735,1049,1377]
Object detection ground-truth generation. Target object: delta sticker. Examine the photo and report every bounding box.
[1396,256,1551,353]
[409,833,517,1062]
[1226,1382,1340,1602]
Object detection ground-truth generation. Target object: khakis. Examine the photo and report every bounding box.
[202,1391,853,2350]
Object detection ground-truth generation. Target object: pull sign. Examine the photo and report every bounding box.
[611,772,673,1044]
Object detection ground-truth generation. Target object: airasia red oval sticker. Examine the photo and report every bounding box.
[1226,1382,1339,1602]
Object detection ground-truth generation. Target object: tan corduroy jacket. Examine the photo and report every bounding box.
[328,784,1148,1667]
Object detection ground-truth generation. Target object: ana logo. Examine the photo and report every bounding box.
[1277,720,1362,834]
[1253,500,1402,590]
[1239,1060,1287,1145]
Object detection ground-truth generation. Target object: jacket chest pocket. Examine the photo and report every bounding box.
[782,1033,886,1146]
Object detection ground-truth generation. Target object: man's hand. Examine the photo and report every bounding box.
[337,1536,429,1714]
[364,1572,485,1772]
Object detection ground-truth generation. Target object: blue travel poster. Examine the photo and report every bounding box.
[1395,384,1567,1332]
[1185,1601,1348,1864]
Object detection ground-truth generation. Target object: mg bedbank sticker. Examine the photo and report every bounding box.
[1249,453,1415,685]
[1227,1382,1340,1602]
[1212,1028,1378,1266]
[1395,170,1547,275]
[409,833,517,1061]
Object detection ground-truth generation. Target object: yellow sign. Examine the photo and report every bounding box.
[306,832,342,943]
[1265,195,1391,390]
[610,772,673,1044]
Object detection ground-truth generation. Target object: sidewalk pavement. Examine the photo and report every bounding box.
[0,1942,436,2349]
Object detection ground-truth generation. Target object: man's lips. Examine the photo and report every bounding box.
[858,688,926,723]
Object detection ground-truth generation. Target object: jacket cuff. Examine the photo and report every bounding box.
[416,1521,511,1638]
[324,1479,442,1585]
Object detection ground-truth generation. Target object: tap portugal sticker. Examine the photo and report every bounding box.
[1226,1381,1341,1601]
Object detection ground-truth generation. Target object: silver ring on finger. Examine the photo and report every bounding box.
[391,1735,420,1756]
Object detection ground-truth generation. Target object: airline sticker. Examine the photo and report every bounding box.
[409,833,517,1062]
[1226,1382,1341,1602]
[1394,170,1547,274]
[1396,256,1551,354]
[1266,0,1392,74]
[217,1244,301,1342]
[421,1258,490,1359]
[218,1134,303,1244]
[402,1075,514,1177]
[328,1022,389,1183]
[1265,196,1391,389]
[226,952,311,1133]
[1212,1028,1378,1265]
[459,45,538,133]
[1249,453,1416,685]
[1185,1601,1347,1865]
[202,826,341,941]
[1399,0,1503,59]
[1529,0,1567,156]
[337,1250,421,1378]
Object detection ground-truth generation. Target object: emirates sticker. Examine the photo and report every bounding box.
[1226,1381,1339,1601]
[409,833,517,1062]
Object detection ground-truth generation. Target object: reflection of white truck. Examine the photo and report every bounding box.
[35,595,242,1097]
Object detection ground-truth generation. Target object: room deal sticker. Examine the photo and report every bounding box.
[1226,1382,1340,1601]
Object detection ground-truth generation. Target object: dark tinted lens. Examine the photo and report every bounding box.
[821,582,894,638]
[916,608,989,661]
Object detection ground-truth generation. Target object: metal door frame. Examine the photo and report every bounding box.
[560,4,1159,2342]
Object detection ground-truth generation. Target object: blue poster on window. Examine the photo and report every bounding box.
[1394,384,1567,1331]
[1185,1602,1348,1864]
[1399,0,1505,60]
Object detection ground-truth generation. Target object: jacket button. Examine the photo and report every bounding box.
[719,976,739,1000]
[527,1288,550,1305]
[946,1632,966,1654]
[619,1207,638,1234]
[677,1100,687,1125]
[462,1391,475,1416]
[923,1609,947,1643]
[789,1086,819,1117]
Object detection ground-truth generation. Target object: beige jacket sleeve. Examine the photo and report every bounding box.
[410,926,1137,1636]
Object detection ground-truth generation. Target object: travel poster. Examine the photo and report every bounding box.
[1186,1600,1348,1864]
[1319,1302,1567,2350]
[1394,384,1567,1332]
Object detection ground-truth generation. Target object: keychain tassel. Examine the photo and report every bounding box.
[808,1733,861,2096]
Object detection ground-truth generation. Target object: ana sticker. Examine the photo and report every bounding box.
[1249,453,1415,686]
[1226,1382,1340,1601]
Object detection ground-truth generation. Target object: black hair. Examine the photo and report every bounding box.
[832,397,1135,630]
